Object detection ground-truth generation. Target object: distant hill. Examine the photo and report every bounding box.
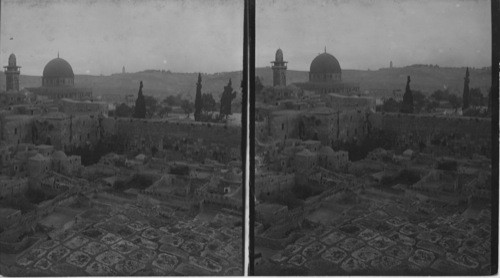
[1,66,491,102]
[256,66,491,98]
[0,70,243,102]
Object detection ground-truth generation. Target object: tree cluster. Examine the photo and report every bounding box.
[220,79,237,119]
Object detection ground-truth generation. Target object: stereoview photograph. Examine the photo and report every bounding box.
[253,0,493,275]
[0,0,244,276]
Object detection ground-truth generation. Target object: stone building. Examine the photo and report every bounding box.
[256,48,373,146]
[26,55,92,101]
[294,49,360,95]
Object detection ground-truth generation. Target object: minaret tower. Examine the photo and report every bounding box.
[271,48,287,87]
[4,53,21,91]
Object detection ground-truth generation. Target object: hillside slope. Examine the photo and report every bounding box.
[1,71,243,101]
[1,66,490,101]
[256,66,491,97]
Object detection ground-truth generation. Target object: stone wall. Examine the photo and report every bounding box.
[255,172,295,197]
[324,93,376,112]
[0,177,28,198]
[1,115,33,145]
[58,99,108,115]
[267,110,302,142]
[104,118,241,160]
[371,113,491,157]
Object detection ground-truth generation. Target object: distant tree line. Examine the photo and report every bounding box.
[111,77,238,122]
[379,87,489,117]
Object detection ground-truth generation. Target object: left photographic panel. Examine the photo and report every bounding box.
[0,0,245,276]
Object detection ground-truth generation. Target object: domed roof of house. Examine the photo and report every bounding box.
[52,150,67,160]
[310,52,341,74]
[43,57,74,78]
[319,146,335,156]
[275,48,284,62]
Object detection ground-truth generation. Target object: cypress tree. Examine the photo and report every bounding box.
[220,79,236,119]
[401,76,413,113]
[133,81,146,118]
[194,73,202,121]
[462,68,470,110]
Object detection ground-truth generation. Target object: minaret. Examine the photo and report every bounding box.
[462,68,470,110]
[4,53,21,91]
[271,48,287,87]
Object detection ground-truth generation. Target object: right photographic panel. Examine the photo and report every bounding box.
[253,0,494,275]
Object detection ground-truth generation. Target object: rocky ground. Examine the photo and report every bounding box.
[2,194,243,276]
[256,192,491,275]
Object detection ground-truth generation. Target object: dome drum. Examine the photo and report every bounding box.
[309,72,341,83]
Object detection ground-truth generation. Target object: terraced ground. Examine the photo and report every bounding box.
[6,199,243,276]
[260,196,491,275]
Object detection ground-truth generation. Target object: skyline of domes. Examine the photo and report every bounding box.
[310,52,341,74]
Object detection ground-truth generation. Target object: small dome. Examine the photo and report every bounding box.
[8,54,16,67]
[43,57,74,78]
[52,150,67,160]
[275,48,283,62]
[319,146,335,156]
[310,52,341,74]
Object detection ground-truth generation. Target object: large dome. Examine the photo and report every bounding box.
[310,52,341,74]
[43,58,74,78]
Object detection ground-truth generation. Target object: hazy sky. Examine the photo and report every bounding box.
[1,0,243,76]
[257,0,491,70]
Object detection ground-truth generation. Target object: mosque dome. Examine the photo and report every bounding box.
[310,52,341,74]
[275,48,284,62]
[43,57,74,78]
